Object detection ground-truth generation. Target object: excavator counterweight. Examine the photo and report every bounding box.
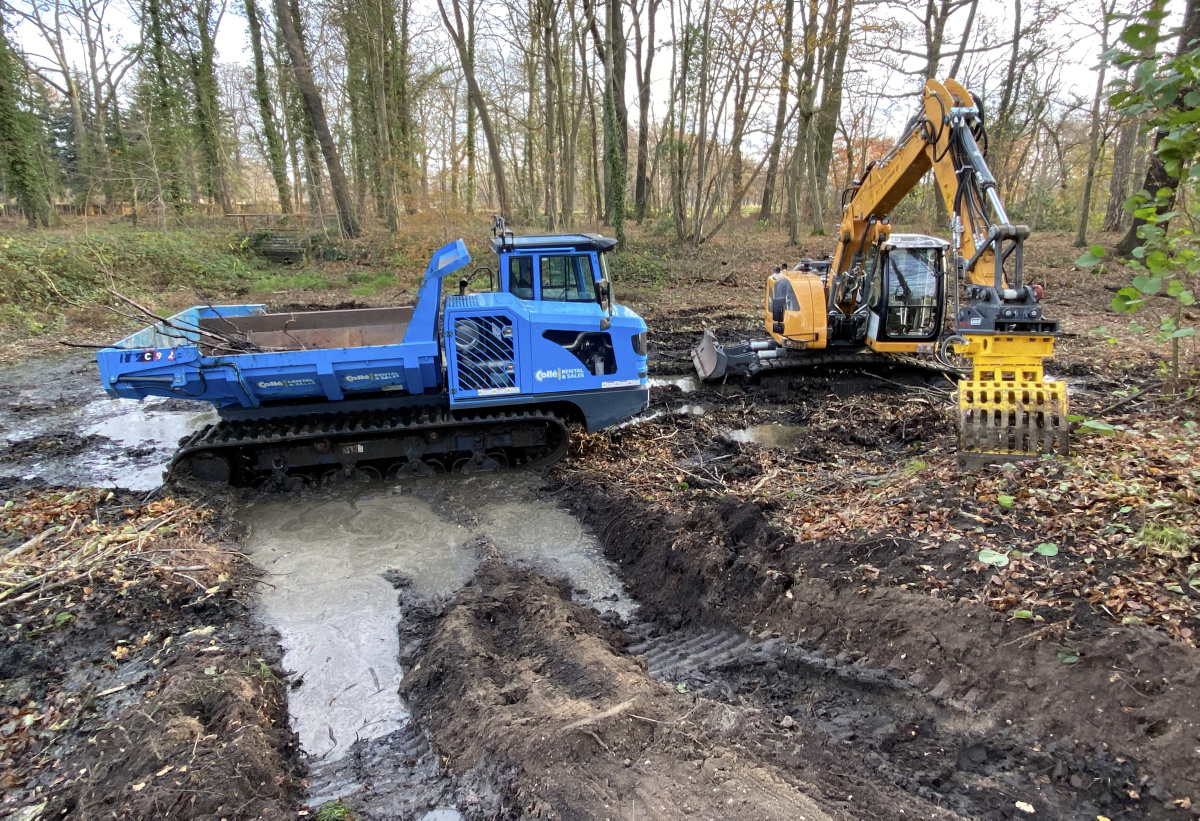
[693,78,1069,467]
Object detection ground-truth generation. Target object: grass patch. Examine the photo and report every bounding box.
[316,800,351,820]
[250,267,333,292]
[347,271,397,296]
[0,226,270,342]
[1136,522,1193,557]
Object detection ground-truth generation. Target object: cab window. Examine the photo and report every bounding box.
[508,255,534,300]
[884,248,939,338]
[539,255,596,302]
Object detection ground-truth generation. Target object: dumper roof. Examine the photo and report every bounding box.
[489,233,618,254]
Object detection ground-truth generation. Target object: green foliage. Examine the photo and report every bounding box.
[1105,11,1200,385]
[316,800,351,820]
[1078,418,1118,436]
[250,267,332,292]
[613,249,669,288]
[978,548,1010,567]
[347,271,395,296]
[0,21,54,227]
[1075,244,1107,268]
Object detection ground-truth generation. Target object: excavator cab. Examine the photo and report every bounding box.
[864,235,946,349]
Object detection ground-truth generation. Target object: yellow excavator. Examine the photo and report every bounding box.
[692,77,1069,467]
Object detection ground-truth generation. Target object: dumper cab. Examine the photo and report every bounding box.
[441,228,649,430]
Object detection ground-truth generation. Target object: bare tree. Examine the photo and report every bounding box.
[436,0,511,218]
[272,0,360,234]
[1073,0,1119,247]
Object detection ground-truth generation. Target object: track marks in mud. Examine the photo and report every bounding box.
[627,627,752,678]
[561,477,1200,818]
[401,561,958,821]
[634,626,1145,819]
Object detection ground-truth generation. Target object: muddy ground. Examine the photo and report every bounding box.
[0,484,300,819]
[1,228,1198,819]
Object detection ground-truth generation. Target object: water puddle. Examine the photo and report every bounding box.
[0,354,215,491]
[650,374,700,393]
[239,474,633,811]
[729,423,809,448]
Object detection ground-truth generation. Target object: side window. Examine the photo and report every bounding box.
[539,255,596,302]
[508,256,534,300]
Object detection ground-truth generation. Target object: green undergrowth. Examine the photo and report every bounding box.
[0,226,269,339]
[250,268,334,293]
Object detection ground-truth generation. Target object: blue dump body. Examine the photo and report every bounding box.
[97,237,649,433]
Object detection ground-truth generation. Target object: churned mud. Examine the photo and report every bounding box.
[401,561,938,821]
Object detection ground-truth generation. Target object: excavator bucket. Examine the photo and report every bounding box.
[954,335,1070,469]
[692,329,729,381]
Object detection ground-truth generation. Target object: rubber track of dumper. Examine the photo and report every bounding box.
[167,406,570,480]
[756,349,963,377]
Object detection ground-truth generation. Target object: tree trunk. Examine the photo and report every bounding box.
[1103,118,1136,232]
[465,0,476,213]
[759,0,794,221]
[1074,0,1112,248]
[812,0,852,222]
[542,0,558,230]
[190,0,233,214]
[436,0,510,219]
[631,0,658,223]
[146,0,182,208]
[274,0,360,235]
[246,0,291,212]
[603,0,627,245]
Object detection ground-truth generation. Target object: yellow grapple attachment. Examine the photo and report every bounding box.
[954,333,1069,469]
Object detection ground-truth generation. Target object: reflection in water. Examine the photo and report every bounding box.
[1,390,215,491]
[80,398,217,489]
[240,474,633,763]
[649,374,700,393]
[729,423,809,448]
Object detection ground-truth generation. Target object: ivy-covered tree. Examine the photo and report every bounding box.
[0,11,54,227]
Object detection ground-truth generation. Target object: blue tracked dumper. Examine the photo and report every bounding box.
[96,229,649,485]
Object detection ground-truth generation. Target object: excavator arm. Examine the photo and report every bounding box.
[833,79,1015,288]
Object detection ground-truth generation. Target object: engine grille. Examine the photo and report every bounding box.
[453,315,516,394]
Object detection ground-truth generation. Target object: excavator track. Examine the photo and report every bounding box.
[756,349,962,377]
[167,406,570,487]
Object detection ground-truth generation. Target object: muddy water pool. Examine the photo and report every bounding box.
[240,474,634,810]
[0,354,215,490]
